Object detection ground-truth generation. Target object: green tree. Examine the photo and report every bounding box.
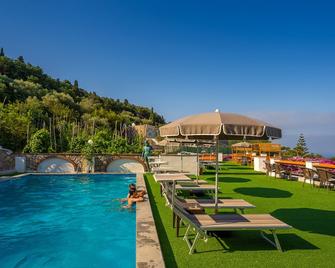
[23,129,51,153]
[149,107,155,124]
[69,134,89,153]
[0,48,4,57]
[294,134,309,157]
[17,56,25,63]
[91,129,113,153]
[0,53,165,152]
[73,79,79,94]
[0,102,30,151]
[281,146,296,158]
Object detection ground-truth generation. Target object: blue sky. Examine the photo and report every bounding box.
[2,0,335,156]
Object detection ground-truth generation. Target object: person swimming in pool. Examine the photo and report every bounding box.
[121,183,146,208]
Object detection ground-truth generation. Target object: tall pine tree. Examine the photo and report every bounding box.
[149,107,155,124]
[72,80,79,94]
[0,48,4,57]
[294,133,309,157]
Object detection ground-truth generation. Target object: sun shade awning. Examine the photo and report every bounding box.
[159,112,281,140]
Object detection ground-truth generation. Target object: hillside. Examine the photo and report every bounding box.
[0,48,165,153]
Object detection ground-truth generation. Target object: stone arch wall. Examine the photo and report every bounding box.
[37,157,76,173]
[94,154,147,172]
[23,153,147,173]
[25,154,84,172]
[0,151,15,172]
[106,159,145,173]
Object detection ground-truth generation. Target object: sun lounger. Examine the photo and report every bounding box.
[178,198,255,212]
[178,179,208,185]
[175,184,216,191]
[173,198,256,236]
[173,205,292,254]
[175,184,217,198]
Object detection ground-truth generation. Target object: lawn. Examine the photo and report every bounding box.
[144,162,335,268]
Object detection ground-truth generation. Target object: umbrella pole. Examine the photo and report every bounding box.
[196,141,199,184]
[215,136,219,210]
[180,146,183,172]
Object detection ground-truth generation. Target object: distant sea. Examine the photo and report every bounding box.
[322,153,334,159]
[281,134,335,159]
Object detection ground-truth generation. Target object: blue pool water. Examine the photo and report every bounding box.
[0,174,136,268]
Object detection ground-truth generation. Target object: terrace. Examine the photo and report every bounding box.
[145,162,335,267]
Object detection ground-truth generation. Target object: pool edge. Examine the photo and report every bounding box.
[136,173,165,268]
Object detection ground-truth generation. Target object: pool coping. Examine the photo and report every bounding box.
[136,173,165,268]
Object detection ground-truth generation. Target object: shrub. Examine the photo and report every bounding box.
[69,134,89,153]
[23,129,51,153]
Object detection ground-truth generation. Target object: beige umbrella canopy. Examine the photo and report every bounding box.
[160,111,281,140]
[159,110,282,209]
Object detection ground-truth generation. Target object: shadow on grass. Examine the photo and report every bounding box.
[221,172,264,176]
[221,165,253,170]
[272,208,335,237]
[144,175,178,267]
[202,171,259,176]
[206,177,251,183]
[234,187,293,198]
[213,232,318,252]
[177,229,318,253]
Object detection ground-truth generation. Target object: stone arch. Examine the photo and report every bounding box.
[37,157,76,173]
[106,159,145,173]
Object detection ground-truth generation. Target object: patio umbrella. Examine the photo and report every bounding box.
[232,142,253,164]
[231,142,252,148]
[159,110,281,208]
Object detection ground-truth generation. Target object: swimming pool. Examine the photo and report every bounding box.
[0,174,136,268]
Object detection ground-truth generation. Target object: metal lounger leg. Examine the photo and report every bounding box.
[183,225,192,247]
[272,231,283,252]
[183,225,201,254]
[162,192,170,207]
[189,232,201,254]
[176,216,180,237]
[260,230,283,252]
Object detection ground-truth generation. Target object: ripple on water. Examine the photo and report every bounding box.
[0,174,136,268]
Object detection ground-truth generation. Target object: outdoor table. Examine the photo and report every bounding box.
[276,161,335,176]
[275,160,305,166]
[313,163,335,170]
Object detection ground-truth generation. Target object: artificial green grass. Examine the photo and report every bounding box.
[144,162,335,268]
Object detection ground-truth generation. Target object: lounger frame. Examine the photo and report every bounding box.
[173,206,291,254]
